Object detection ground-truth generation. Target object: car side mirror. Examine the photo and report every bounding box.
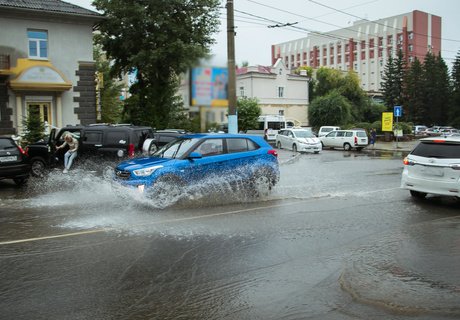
[188,151,202,159]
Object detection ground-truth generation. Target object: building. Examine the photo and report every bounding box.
[236,59,310,126]
[178,58,311,130]
[0,0,102,135]
[272,10,441,93]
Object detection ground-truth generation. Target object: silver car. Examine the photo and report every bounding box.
[275,128,322,153]
[401,136,460,198]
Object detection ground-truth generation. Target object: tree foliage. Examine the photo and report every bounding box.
[93,0,220,129]
[450,51,460,127]
[22,107,45,145]
[308,90,352,128]
[93,44,123,123]
[237,97,261,132]
[381,50,405,110]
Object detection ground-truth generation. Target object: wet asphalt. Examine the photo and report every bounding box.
[0,146,459,319]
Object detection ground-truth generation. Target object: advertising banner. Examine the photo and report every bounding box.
[191,67,228,107]
[382,112,393,132]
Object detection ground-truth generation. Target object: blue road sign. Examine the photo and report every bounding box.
[394,105,402,117]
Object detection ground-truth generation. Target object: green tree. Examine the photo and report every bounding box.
[22,107,45,145]
[422,52,451,125]
[403,57,425,123]
[93,0,220,129]
[93,44,123,123]
[449,51,460,127]
[381,50,405,110]
[237,97,261,132]
[308,90,352,129]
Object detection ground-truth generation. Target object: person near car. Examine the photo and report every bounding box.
[56,133,78,173]
[370,128,377,147]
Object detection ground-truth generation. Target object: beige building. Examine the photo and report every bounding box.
[0,0,101,135]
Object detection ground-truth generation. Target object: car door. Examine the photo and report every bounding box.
[322,131,337,147]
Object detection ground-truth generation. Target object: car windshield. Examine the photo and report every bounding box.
[152,138,200,159]
[294,130,315,138]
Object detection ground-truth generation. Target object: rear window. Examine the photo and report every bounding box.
[0,138,16,149]
[411,142,460,158]
[227,138,258,153]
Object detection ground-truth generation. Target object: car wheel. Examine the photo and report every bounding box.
[314,151,320,154]
[343,143,352,151]
[410,190,427,199]
[276,141,282,149]
[31,158,46,177]
[13,177,27,186]
[150,175,184,207]
[250,169,272,197]
[292,144,298,153]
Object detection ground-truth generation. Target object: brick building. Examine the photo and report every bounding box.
[271,10,441,94]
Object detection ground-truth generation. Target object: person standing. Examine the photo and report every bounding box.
[370,128,377,148]
[56,133,79,173]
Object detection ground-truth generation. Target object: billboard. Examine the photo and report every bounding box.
[191,67,228,107]
[382,112,393,132]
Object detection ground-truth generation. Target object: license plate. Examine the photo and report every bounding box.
[423,166,444,177]
[0,156,17,162]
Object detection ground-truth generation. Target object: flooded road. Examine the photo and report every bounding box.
[0,149,459,319]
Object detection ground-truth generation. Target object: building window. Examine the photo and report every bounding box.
[28,30,48,59]
[277,86,285,98]
[409,44,413,52]
[239,86,245,97]
[408,32,414,40]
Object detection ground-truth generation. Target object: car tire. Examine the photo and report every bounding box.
[276,141,282,149]
[410,190,427,199]
[292,144,297,153]
[150,175,184,207]
[31,158,46,177]
[343,143,352,151]
[249,169,273,198]
[13,177,27,186]
[142,138,158,156]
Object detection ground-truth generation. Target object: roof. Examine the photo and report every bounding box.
[0,0,101,17]
[236,65,274,76]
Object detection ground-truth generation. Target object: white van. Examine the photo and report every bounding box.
[318,126,340,137]
[246,115,287,142]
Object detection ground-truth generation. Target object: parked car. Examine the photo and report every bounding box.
[275,128,322,153]
[113,133,280,200]
[144,129,189,154]
[401,136,460,199]
[26,124,154,176]
[0,136,31,185]
[413,125,427,135]
[423,127,442,136]
[318,126,340,137]
[319,129,368,151]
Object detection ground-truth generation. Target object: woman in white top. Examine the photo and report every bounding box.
[56,133,79,173]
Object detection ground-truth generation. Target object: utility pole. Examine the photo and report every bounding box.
[226,0,238,134]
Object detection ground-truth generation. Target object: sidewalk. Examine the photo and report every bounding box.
[369,139,420,152]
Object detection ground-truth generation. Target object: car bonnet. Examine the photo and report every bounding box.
[116,157,173,171]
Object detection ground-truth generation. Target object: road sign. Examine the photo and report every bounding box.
[394,105,402,117]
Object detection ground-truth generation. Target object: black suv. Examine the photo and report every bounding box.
[0,136,31,185]
[26,124,154,176]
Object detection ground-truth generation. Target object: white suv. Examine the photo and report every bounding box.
[319,129,368,151]
[275,128,322,153]
[401,136,460,198]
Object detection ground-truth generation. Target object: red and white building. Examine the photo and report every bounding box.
[271,10,441,93]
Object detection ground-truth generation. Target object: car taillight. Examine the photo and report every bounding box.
[19,146,28,156]
[128,143,135,158]
[403,157,415,166]
[268,149,278,157]
[433,139,445,143]
[354,136,358,145]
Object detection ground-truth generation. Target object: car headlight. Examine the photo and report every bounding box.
[133,165,163,177]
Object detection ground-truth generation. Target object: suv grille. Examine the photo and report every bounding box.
[115,169,131,180]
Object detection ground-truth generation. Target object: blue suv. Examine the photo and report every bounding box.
[113,133,279,198]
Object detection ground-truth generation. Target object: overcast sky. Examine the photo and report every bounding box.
[68,0,460,67]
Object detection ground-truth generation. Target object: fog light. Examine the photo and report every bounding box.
[137,185,145,193]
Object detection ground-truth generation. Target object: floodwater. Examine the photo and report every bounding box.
[0,149,459,319]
